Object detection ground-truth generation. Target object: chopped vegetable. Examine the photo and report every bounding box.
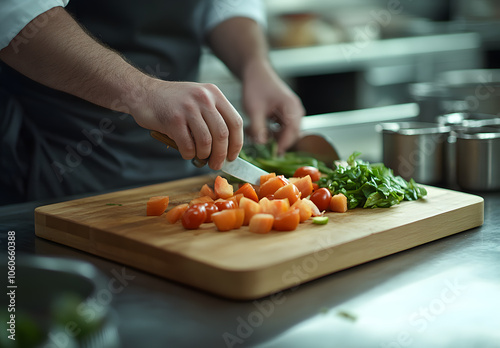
[258,175,288,199]
[249,214,274,234]
[165,203,189,224]
[273,209,300,231]
[146,196,169,216]
[214,175,233,199]
[199,184,217,200]
[330,193,348,213]
[318,152,427,209]
[290,199,313,222]
[106,203,122,206]
[234,183,259,202]
[239,197,262,225]
[312,216,329,225]
[294,166,321,181]
[181,204,207,229]
[291,175,314,198]
[239,140,334,178]
[274,182,301,205]
[310,188,332,212]
[212,209,238,232]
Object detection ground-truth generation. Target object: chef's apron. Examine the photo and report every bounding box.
[0,0,212,204]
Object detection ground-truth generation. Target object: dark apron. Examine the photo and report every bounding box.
[0,0,211,204]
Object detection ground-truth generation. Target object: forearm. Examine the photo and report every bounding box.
[207,17,272,81]
[0,6,152,114]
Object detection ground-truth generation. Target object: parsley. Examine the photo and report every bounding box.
[318,152,427,209]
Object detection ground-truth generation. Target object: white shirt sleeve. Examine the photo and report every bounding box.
[203,0,267,35]
[0,0,69,50]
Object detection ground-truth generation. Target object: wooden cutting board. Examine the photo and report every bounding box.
[34,175,484,300]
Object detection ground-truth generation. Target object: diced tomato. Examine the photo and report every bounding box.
[212,209,237,232]
[165,203,189,224]
[189,195,214,206]
[290,199,313,223]
[233,208,245,229]
[234,183,259,202]
[312,183,320,192]
[273,209,300,231]
[259,197,289,217]
[258,175,288,199]
[181,204,207,230]
[214,176,233,199]
[227,193,244,207]
[302,199,323,217]
[199,184,217,200]
[293,166,321,182]
[259,173,276,186]
[239,197,262,225]
[147,196,169,216]
[274,183,301,205]
[202,202,219,223]
[330,193,348,213]
[249,214,274,234]
[310,188,332,212]
[214,200,236,211]
[292,175,313,198]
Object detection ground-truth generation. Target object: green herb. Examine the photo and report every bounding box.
[312,216,329,225]
[239,140,334,178]
[318,152,427,209]
[106,203,122,206]
[337,310,357,322]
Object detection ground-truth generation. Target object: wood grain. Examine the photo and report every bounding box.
[34,175,484,299]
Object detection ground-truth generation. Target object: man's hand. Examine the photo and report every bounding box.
[131,80,243,170]
[0,7,243,170]
[241,59,304,154]
[207,17,305,154]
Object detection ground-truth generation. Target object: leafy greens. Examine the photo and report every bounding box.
[318,152,427,209]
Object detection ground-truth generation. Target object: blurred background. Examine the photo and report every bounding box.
[200,0,500,162]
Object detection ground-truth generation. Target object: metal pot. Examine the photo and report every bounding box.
[456,126,500,191]
[376,122,451,185]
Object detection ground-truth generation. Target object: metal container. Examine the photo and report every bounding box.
[377,122,451,185]
[437,69,500,115]
[456,126,500,191]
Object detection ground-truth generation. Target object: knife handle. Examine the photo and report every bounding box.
[150,130,207,168]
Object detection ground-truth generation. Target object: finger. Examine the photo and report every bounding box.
[185,113,213,161]
[200,107,229,170]
[212,87,244,162]
[169,124,197,160]
[275,105,304,154]
[246,104,268,145]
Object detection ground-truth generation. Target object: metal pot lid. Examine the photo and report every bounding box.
[376,122,451,135]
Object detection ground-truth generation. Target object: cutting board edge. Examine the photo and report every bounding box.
[34,196,484,300]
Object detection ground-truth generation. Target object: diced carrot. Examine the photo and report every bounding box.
[199,184,217,200]
[234,183,259,202]
[165,203,189,223]
[290,199,313,223]
[239,197,262,225]
[330,193,348,213]
[146,196,169,216]
[212,209,237,232]
[214,176,234,199]
[258,175,288,199]
[273,209,300,231]
[292,175,313,198]
[259,173,276,186]
[189,195,214,206]
[249,214,274,234]
[274,183,301,205]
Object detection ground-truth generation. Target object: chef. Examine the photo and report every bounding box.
[0,0,305,204]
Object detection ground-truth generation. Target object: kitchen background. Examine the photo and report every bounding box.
[199,0,500,162]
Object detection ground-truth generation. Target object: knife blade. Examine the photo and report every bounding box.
[150,130,268,185]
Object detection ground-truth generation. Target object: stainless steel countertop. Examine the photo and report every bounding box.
[1,184,499,348]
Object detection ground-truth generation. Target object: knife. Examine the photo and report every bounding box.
[150,130,268,185]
